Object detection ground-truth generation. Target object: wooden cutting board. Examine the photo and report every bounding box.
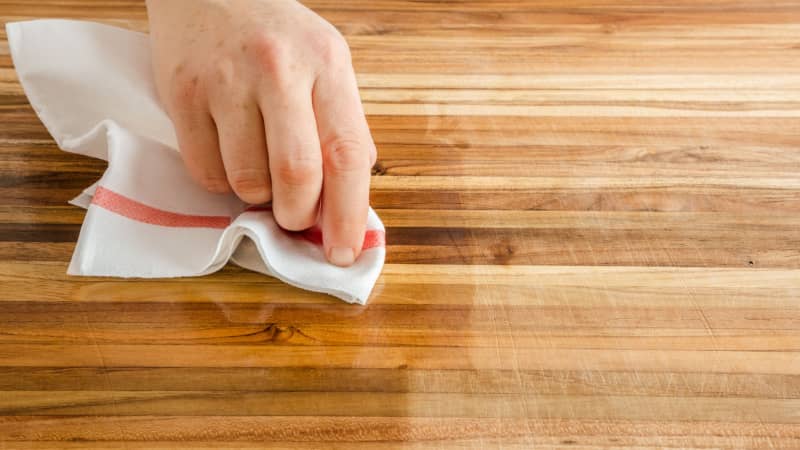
[1,1,799,448]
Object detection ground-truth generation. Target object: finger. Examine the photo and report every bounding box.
[261,85,323,231]
[171,107,230,194]
[211,97,271,204]
[314,58,375,267]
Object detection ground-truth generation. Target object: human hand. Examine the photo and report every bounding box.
[146,0,376,266]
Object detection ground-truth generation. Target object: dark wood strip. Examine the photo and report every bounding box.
[2,222,799,267]
[1,368,798,399]
[1,301,798,332]
[1,391,799,420]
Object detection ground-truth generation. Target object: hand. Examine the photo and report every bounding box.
[146,0,376,266]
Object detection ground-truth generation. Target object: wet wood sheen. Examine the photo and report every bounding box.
[1,1,800,448]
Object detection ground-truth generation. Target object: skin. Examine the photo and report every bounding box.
[145,0,376,266]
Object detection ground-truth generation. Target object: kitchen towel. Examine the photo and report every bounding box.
[6,19,386,304]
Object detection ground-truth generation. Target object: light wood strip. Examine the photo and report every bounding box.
[1,279,798,308]
[3,261,799,287]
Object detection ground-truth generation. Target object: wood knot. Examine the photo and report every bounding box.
[371,161,388,176]
[263,323,298,342]
[489,241,516,264]
[258,323,318,344]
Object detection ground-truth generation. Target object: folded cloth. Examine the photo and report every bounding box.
[6,19,386,304]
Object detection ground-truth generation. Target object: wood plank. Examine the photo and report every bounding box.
[1,417,799,447]
[0,368,797,399]
[3,222,799,266]
[2,391,800,423]
[0,343,798,374]
[1,262,799,306]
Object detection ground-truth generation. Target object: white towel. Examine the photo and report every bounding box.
[6,19,386,304]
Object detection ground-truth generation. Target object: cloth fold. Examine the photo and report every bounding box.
[7,19,385,304]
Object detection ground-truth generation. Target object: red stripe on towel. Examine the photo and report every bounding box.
[92,187,386,249]
[362,229,386,250]
[92,186,232,229]
[292,226,386,251]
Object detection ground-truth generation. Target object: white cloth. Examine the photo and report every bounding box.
[6,19,386,304]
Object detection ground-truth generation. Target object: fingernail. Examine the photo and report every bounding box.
[328,247,355,267]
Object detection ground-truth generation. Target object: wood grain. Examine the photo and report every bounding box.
[1,0,800,448]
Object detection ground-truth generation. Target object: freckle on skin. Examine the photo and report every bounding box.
[241,44,248,52]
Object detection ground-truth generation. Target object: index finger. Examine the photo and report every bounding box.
[313,55,375,267]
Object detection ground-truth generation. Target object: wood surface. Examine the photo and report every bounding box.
[1,0,800,448]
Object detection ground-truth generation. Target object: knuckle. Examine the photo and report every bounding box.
[181,154,230,194]
[207,59,235,87]
[323,136,371,173]
[248,31,289,77]
[313,29,351,65]
[195,173,231,194]
[275,156,321,187]
[228,169,271,202]
[169,75,202,109]
[205,181,232,194]
[274,207,315,232]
